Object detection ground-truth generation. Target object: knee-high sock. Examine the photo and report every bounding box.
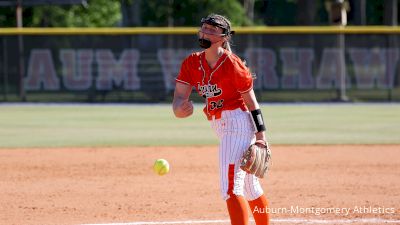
[226,195,249,225]
[248,194,269,225]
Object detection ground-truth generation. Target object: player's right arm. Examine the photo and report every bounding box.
[172,82,193,118]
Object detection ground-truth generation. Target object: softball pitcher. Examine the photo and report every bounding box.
[172,14,270,225]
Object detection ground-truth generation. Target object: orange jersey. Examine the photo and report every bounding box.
[176,49,253,120]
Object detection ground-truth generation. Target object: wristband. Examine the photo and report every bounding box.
[251,109,266,133]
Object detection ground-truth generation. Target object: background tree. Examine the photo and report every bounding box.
[131,0,252,27]
[296,0,317,25]
[0,0,122,27]
[1,0,400,27]
[0,8,14,27]
[28,0,120,27]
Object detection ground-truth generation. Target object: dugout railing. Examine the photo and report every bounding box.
[0,26,399,102]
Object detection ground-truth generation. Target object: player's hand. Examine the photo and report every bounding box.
[174,100,193,118]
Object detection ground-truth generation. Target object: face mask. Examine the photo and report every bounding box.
[198,38,212,49]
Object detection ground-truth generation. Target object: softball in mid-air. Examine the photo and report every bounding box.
[153,159,169,176]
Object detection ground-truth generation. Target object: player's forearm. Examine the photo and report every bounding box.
[241,90,267,141]
[173,98,185,118]
[172,82,193,118]
[173,97,193,118]
[241,89,259,111]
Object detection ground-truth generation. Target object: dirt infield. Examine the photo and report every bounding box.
[0,145,399,225]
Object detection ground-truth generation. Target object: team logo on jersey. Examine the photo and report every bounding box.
[197,83,222,98]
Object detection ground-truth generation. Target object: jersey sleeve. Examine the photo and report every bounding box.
[232,57,253,94]
[175,56,194,86]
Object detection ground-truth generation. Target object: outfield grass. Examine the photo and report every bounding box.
[0,103,399,148]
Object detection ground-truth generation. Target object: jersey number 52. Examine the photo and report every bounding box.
[210,99,224,110]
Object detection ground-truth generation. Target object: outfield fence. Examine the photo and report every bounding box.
[0,26,399,102]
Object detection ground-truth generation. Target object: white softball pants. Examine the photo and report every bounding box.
[210,108,264,201]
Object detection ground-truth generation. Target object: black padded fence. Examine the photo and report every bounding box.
[1,29,399,102]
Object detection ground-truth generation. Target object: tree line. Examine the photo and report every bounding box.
[0,0,398,27]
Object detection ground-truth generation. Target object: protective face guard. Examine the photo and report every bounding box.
[200,17,235,36]
[201,17,228,31]
[198,28,226,37]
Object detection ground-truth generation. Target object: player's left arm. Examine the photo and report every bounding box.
[232,56,266,142]
[241,89,266,142]
[240,89,271,179]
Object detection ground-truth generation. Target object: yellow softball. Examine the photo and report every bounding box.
[153,159,169,176]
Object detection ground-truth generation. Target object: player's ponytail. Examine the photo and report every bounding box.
[223,40,232,52]
[219,15,234,53]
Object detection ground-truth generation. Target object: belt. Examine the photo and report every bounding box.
[207,105,247,121]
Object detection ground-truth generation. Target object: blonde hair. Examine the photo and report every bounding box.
[223,40,232,52]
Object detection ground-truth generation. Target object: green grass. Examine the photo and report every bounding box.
[0,104,399,148]
[264,104,400,144]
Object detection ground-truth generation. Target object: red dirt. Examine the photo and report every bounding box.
[0,145,399,225]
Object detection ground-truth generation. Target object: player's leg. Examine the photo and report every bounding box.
[218,133,249,225]
[217,110,255,225]
[226,193,249,225]
[244,174,270,225]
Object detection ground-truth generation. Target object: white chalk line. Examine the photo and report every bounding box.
[81,217,400,225]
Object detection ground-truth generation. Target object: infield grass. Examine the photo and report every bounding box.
[0,103,399,148]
